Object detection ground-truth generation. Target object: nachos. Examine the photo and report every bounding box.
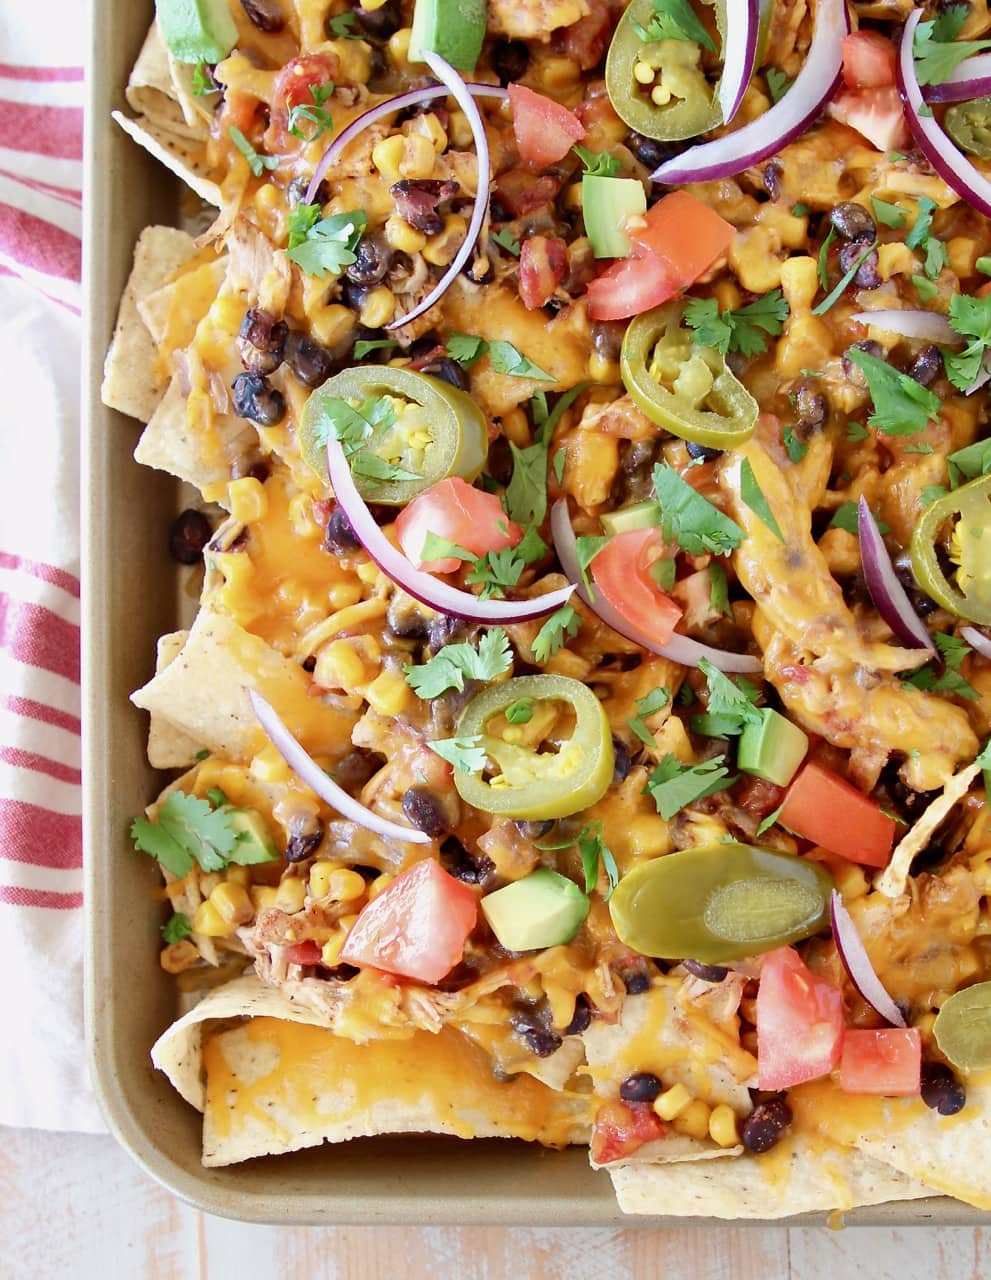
[105,0,991,1218]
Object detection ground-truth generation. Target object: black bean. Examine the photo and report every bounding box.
[763,159,782,201]
[334,749,385,792]
[386,594,430,638]
[839,238,881,289]
[288,176,327,208]
[686,440,721,462]
[346,237,394,287]
[169,509,212,565]
[795,381,827,432]
[514,818,555,841]
[486,436,514,486]
[418,356,469,391]
[612,736,632,784]
[324,505,360,555]
[491,38,530,86]
[741,1097,792,1153]
[462,253,492,284]
[591,320,626,362]
[341,279,371,312]
[390,178,460,235]
[524,1027,563,1057]
[284,330,335,388]
[322,962,360,982]
[353,0,401,39]
[231,373,286,425]
[427,612,468,653]
[619,1072,663,1103]
[920,1061,966,1116]
[909,344,944,387]
[285,821,323,863]
[842,340,883,380]
[628,132,676,171]
[440,836,495,885]
[830,202,876,241]
[892,554,940,617]
[623,971,652,995]
[683,959,729,983]
[241,0,286,31]
[564,993,592,1035]
[237,307,287,375]
[401,786,450,837]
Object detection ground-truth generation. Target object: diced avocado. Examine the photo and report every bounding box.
[601,499,661,535]
[155,0,239,64]
[582,176,647,259]
[738,709,809,788]
[480,868,589,952]
[225,807,280,865]
[409,0,487,73]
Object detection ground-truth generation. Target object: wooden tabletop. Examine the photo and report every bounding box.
[3,1126,991,1279]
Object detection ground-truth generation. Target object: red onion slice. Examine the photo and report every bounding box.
[327,439,572,622]
[899,11,991,220]
[830,890,907,1028]
[851,310,958,345]
[923,52,991,104]
[857,497,933,651]
[248,689,432,846]
[718,0,760,128]
[651,0,848,185]
[386,51,491,331]
[962,625,991,660]
[306,81,507,206]
[550,499,761,674]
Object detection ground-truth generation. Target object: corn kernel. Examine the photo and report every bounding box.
[634,61,655,85]
[399,133,436,180]
[364,669,413,716]
[501,407,531,447]
[877,241,919,281]
[539,56,580,90]
[653,1083,693,1121]
[360,0,387,10]
[447,109,473,148]
[410,111,448,153]
[250,743,291,784]
[713,279,743,312]
[192,899,234,938]
[275,877,307,913]
[372,133,405,184]
[387,26,412,68]
[327,868,368,902]
[328,581,363,610]
[310,303,355,350]
[315,637,370,692]
[226,865,251,887]
[308,859,342,900]
[385,214,428,254]
[359,285,396,329]
[208,294,244,335]
[250,885,279,911]
[227,476,268,524]
[287,493,319,540]
[708,1104,739,1149]
[339,913,359,931]
[423,213,468,267]
[356,559,380,586]
[368,873,394,900]
[588,351,619,383]
[160,940,200,974]
[321,933,347,966]
[209,880,254,926]
[199,872,222,897]
[672,1099,712,1141]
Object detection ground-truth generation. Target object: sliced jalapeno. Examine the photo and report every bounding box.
[298,365,488,506]
[933,980,991,1071]
[453,675,614,821]
[609,843,834,964]
[605,0,727,142]
[911,474,991,625]
[945,97,991,160]
[621,301,758,448]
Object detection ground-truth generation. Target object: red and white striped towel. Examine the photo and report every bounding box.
[0,2,102,1132]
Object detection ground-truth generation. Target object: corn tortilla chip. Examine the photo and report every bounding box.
[133,375,256,496]
[146,631,203,769]
[125,21,210,141]
[112,110,221,208]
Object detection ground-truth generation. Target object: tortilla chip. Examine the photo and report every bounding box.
[137,256,227,351]
[147,631,203,769]
[151,976,592,1166]
[133,375,252,496]
[125,21,209,141]
[101,226,198,423]
[112,110,222,208]
[609,1134,932,1219]
[877,761,981,897]
[130,607,356,763]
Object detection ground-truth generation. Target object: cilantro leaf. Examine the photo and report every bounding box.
[532,381,591,447]
[288,81,335,142]
[505,698,534,725]
[287,201,321,250]
[287,209,368,279]
[505,441,550,526]
[228,126,280,178]
[491,227,521,257]
[627,686,671,748]
[976,736,991,798]
[489,340,556,382]
[575,535,610,592]
[844,347,941,436]
[683,297,733,353]
[698,656,761,735]
[192,63,217,96]
[131,791,245,877]
[532,603,581,663]
[913,16,991,87]
[846,421,870,442]
[913,274,940,303]
[904,632,979,701]
[420,531,474,563]
[578,822,619,899]
[920,484,948,507]
[708,561,732,619]
[327,11,360,37]
[632,0,717,52]
[307,393,397,460]
[782,425,808,464]
[354,337,399,360]
[447,332,487,366]
[645,754,736,820]
[817,227,837,291]
[944,292,991,391]
[406,628,513,698]
[829,500,889,535]
[947,437,991,487]
[906,196,937,251]
[428,735,487,774]
[871,197,906,228]
[350,454,421,483]
[162,912,192,944]
[465,525,548,598]
[766,67,792,103]
[685,290,790,358]
[756,803,785,837]
[553,447,567,484]
[812,240,878,316]
[739,457,784,541]
[574,144,620,178]
[653,463,744,557]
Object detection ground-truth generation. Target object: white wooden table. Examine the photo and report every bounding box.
[2,1126,990,1279]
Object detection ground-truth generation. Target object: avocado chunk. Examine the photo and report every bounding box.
[480,868,589,951]
[225,807,280,865]
[155,0,239,64]
[737,709,809,788]
[583,176,647,259]
[409,0,487,72]
[600,499,661,536]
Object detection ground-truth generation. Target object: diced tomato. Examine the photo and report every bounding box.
[266,52,339,146]
[508,83,586,168]
[829,85,909,153]
[340,859,478,985]
[841,30,897,89]
[756,947,845,1090]
[979,280,991,299]
[590,1100,666,1164]
[285,940,323,966]
[590,527,683,646]
[586,191,735,321]
[395,477,523,573]
[224,91,262,136]
[519,235,568,310]
[778,762,896,868]
[559,3,613,71]
[839,1028,922,1096]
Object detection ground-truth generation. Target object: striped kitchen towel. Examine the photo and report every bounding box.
[0,1,104,1132]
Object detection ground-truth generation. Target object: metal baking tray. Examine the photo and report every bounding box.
[81,0,983,1226]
